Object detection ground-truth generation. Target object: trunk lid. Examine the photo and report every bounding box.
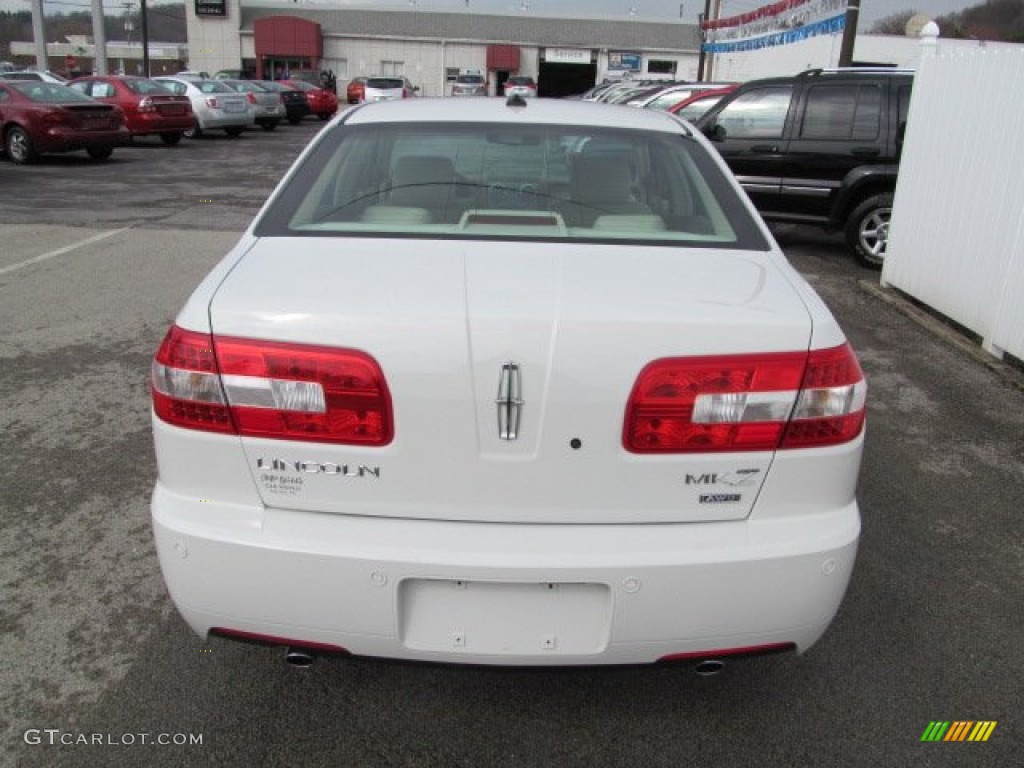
[208,238,813,523]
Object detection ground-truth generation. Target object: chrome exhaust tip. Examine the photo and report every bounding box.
[694,659,726,677]
[284,647,315,667]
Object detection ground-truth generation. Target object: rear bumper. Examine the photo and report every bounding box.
[195,109,252,130]
[127,114,195,135]
[152,484,859,665]
[37,126,130,153]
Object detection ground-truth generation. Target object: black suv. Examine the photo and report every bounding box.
[695,68,913,267]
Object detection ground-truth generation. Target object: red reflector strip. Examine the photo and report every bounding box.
[658,642,796,662]
[210,627,349,654]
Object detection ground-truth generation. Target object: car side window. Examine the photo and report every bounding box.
[800,84,881,141]
[68,81,90,95]
[713,86,792,139]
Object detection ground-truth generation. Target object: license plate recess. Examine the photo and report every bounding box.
[399,579,611,656]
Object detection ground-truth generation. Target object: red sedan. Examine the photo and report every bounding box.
[667,84,740,123]
[0,80,129,164]
[280,80,338,120]
[67,75,194,145]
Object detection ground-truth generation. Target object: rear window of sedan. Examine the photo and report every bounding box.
[456,75,485,85]
[255,122,769,249]
[10,82,95,103]
[124,78,176,95]
[367,78,404,89]
[196,80,237,94]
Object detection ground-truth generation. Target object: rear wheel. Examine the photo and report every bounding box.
[318,113,330,121]
[86,146,113,161]
[183,121,201,139]
[287,115,303,125]
[160,131,183,146]
[845,193,893,269]
[260,121,276,132]
[224,126,244,137]
[5,126,36,165]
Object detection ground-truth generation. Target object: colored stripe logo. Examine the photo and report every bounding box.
[921,721,997,742]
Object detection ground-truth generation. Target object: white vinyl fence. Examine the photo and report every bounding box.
[884,45,1024,362]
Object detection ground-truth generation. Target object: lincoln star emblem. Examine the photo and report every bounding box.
[496,362,523,440]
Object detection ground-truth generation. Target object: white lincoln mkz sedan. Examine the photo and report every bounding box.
[151,97,866,668]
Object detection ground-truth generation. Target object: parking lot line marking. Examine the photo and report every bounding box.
[0,227,130,277]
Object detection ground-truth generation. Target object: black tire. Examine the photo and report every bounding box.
[160,131,183,146]
[287,115,303,126]
[260,122,276,132]
[318,113,330,121]
[5,126,36,165]
[183,122,201,139]
[86,146,113,161]
[224,126,244,137]
[845,193,893,269]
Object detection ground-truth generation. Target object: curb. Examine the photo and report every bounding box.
[859,279,1024,392]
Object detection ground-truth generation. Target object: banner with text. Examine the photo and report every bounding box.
[701,0,846,53]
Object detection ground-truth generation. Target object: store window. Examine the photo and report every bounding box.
[647,60,677,75]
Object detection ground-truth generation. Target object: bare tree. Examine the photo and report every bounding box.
[869,10,920,35]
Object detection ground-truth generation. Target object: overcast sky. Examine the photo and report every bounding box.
[0,0,988,29]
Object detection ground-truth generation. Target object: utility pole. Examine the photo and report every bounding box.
[697,0,711,81]
[30,0,48,72]
[140,0,150,77]
[706,0,721,81]
[91,0,108,75]
[837,0,860,67]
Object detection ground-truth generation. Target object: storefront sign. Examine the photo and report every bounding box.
[608,52,641,72]
[195,0,227,18]
[545,48,591,64]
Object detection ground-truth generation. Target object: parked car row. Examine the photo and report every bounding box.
[0,72,337,163]
[579,79,738,120]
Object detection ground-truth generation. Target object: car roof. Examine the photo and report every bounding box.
[343,97,693,133]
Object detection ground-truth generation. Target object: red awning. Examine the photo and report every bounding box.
[487,45,520,71]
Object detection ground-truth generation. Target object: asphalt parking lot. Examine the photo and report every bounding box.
[1,119,1021,767]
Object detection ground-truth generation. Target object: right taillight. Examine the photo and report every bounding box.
[780,343,866,448]
[623,343,865,453]
[152,325,393,445]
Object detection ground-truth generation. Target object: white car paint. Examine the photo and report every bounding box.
[151,98,865,666]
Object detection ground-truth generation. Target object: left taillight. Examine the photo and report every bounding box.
[152,325,393,445]
[623,343,865,453]
[42,109,68,125]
